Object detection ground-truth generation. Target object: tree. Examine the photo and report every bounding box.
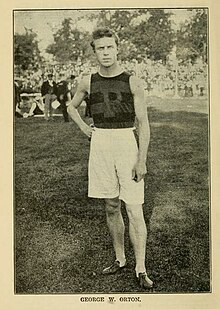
[131,9,175,62]
[14,28,42,71]
[176,9,208,63]
[46,18,92,64]
[45,9,175,65]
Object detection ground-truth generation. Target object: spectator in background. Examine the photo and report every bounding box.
[14,79,22,118]
[14,76,44,118]
[41,73,57,121]
[20,79,34,94]
[15,94,35,118]
[57,73,69,122]
[67,74,78,99]
[57,74,77,122]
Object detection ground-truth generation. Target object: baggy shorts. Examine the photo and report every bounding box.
[88,128,144,205]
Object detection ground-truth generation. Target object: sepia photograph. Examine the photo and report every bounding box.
[13,7,210,296]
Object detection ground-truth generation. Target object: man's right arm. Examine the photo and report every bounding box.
[67,76,94,138]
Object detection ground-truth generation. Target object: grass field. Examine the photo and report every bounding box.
[14,97,210,294]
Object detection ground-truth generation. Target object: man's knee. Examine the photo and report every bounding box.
[125,204,144,220]
[44,94,50,102]
[105,197,121,215]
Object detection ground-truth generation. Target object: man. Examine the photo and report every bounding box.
[41,73,57,120]
[16,80,40,118]
[57,73,69,122]
[67,74,78,100]
[67,27,153,289]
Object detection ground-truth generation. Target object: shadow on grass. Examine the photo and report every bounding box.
[14,108,210,293]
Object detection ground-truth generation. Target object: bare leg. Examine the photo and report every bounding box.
[125,203,152,285]
[105,197,126,266]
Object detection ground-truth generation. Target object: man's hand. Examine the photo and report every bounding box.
[132,161,147,182]
[80,123,95,138]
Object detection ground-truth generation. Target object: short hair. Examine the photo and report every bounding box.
[70,74,76,80]
[90,27,119,50]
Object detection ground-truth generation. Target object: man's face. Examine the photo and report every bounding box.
[94,37,118,67]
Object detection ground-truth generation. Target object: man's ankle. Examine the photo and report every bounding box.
[116,258,126,267]
[135,268,147,278]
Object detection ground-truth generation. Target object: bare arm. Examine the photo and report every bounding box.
[67,75,94,138]
[130,76,150,182]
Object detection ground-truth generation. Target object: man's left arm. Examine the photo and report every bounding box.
[130,76,150,182]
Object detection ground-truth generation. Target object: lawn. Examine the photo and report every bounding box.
[14,97,210,294]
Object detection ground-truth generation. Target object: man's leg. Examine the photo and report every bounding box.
[60,100,69,122]
[37,97,45,112]
[104,197,126,269]
[44,94,50,120]
[49,95,55,118]
[125,203,153,286]
[28,102,37,116]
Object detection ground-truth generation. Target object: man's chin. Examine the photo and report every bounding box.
[101,61,113,68]
[102,65,113,69]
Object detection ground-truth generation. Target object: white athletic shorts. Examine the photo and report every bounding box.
[88,127,144,205]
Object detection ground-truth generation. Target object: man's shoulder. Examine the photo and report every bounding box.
[78,74,91,93]
[81,73,92,80]
[41,81,47,89]
[57,80,67,86]
[42,80,50,86]
[129,75,144,87]
[129,74,141,82]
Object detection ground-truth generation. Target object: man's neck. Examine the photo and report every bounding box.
[99,62,123,77]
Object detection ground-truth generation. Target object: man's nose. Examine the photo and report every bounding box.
[103,47,109,55]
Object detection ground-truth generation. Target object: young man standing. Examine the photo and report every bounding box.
[67,27,153,289]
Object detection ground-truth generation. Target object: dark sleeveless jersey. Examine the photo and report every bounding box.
[90,72,135,129]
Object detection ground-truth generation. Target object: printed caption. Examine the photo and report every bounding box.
[80,296,142,303]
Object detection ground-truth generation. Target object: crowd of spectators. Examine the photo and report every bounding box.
[14,58,208,119]
[14,66,79,120]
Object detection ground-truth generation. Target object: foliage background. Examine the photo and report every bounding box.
[14,9,208,98]
[14,9,208,66]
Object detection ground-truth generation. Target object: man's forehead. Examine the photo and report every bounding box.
[94,37,116,47]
